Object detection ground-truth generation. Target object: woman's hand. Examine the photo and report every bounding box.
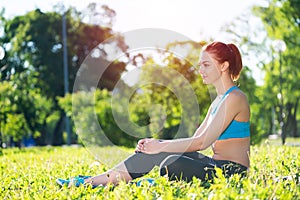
[135,138,163,154]
[135,138,151,152]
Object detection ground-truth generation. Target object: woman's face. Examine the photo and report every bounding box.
[198,51,221,84]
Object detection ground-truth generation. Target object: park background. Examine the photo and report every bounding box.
[0,0,299,147]
[0,0,299,199]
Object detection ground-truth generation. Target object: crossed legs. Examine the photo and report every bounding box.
[84,152,216,186]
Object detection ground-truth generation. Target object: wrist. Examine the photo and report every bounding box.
[158,139,168,152]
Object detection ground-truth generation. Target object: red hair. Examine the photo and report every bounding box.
[203,41,243,81]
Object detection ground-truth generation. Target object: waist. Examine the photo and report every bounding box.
[212,138,250,167]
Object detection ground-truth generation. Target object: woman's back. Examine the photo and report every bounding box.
[211,89,250,167]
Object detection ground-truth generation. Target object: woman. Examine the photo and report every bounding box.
[57,41,250,187]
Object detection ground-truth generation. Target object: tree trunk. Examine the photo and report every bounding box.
[283,99,299,144]
[52,112,64,146]
[0,132,2,149]
[292,98,299,137]
[280,104,286,145]
[35,133,47,146]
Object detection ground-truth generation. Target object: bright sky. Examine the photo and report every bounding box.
[1,0,265,85]
[1,0,260,41]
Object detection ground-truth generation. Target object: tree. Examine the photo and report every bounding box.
[0,4,128,145]
[253,0,300,144]
[0,73,54,147]
[58,88,136,147]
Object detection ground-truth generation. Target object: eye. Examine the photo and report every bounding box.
[196,61,210,70]
[201,63,209,68]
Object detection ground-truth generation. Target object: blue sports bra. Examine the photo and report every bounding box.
[218,120,250,140]
[211,86,250,140]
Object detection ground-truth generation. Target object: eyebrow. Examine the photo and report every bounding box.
[199,60,209,65]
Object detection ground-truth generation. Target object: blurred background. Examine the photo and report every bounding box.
[0,0,299,148]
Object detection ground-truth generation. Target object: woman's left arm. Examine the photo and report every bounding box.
[138,137,203,154]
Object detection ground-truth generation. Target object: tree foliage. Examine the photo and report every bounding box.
[0,4,127,146]
[253,0,300,144]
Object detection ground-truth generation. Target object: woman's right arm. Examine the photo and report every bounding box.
[192,104,213,137]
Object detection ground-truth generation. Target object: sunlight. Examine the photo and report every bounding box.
[1,0,259,41]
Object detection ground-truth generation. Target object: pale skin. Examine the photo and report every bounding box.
[78,50,250,187]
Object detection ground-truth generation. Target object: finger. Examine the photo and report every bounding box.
[135,146,142,153]
[138,138,151,145]
[137,143,144,150]
[137,139,146,145]
[135,145,141,151]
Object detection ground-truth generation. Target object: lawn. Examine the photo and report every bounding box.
[1,139,299,200]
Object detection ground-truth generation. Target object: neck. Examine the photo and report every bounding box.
[213,78,235,96]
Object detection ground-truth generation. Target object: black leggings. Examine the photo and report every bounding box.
[124,152,247,182]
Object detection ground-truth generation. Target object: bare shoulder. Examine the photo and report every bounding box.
[227,89,250,119]
[229,89,249,104]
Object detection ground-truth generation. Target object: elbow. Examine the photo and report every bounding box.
[190,137,206,152]
[199,141,212,151]
[198,144,208,151]
[193,136,210,151]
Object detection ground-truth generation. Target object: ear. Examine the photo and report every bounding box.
[221,61,230,72]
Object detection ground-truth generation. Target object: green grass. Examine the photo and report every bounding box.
[265,136,300,146]
[1,140,299,200]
